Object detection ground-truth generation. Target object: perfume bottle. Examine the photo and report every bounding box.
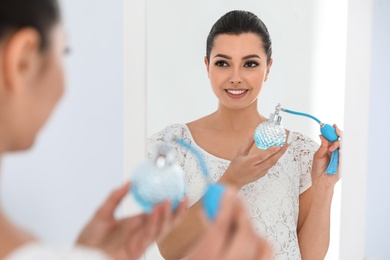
[254,104,286,150]
[130,143,186,213]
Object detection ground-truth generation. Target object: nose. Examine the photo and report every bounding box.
[229,68,243,85]
[229,78,243,84]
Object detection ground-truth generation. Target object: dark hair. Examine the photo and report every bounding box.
[0,0,61,51]
[206,10,272,64]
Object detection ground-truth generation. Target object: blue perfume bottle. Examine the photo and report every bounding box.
[254,105,286,150]
[130,137,227,221]
[255,103,339,175]
[131,143,186,213]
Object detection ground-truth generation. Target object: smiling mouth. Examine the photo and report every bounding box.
[225,89,248,95]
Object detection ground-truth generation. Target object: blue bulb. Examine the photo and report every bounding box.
[131,160,186,213]
[202,184,226,221]
[320,124,338,142]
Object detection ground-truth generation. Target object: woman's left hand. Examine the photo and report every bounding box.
[311,124,342,188]
[76,182,188,260]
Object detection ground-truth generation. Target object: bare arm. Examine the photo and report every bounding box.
[297,125,341,259]
[297,185,334,259]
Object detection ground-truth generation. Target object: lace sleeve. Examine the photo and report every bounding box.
[146,124,187,167]
[291,133,319,194]
[147,124,208,206]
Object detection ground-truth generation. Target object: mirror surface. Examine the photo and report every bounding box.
[142,0,347,258]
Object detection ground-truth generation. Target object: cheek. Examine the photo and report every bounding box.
[209,68,227,86]
[249,69,267,85]
[35,56,64,124]
[47,56,65,102]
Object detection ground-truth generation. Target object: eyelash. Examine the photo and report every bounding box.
[214,60,260,68]
[64,47,71,55]
[215,60,229,67]
[244,61,259,67]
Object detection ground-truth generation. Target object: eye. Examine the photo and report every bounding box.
[64,46,71,55]
[215,60,229,67]
[244,61,259,68]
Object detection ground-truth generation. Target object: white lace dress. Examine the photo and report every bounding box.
[147,124,319,260]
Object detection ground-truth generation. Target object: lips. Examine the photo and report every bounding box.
[225,89,248,99]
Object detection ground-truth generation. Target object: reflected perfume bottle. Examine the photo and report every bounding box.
[254,104,286,150]
[130,143,186,213]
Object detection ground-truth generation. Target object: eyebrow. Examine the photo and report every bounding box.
[213,54,261,60]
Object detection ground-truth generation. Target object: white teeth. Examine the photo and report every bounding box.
[227,89,246,95]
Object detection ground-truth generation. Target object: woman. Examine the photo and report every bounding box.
[0,1,271,259]
[148,10,341,260]
[0,0,188,258]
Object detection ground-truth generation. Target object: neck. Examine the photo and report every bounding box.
[0,164,35,258]
[0,211,35,258]
[212,103,266,132]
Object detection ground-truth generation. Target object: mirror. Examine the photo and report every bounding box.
[125,0,347,259]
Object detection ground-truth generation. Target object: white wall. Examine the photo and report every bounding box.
[1,0,124,246]
[339,0,390,259]
[339,0,372,258]
[365,0,390,258]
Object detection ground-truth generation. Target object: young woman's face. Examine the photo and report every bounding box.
[10,24,67,151]
[205,33,272,111]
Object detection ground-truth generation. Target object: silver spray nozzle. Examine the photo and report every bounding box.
[269,103,283,125]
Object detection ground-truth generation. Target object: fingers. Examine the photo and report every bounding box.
[329,140,341,152]
[174,198,189,217]
[238,135,256,156]
[256,236,273,260]
[314,135,331,160]
[152,201,174,242]
[171,198,189,225]
[222,198,258,259]
[213,188,236,233]
[329,124,343,152]
[95,182,130,220]
[189,190,272,260]
[136,198,188,245]
[333,124,343,138]
[187,189,237,260]
[253,143,289,167]
[125,201,170,259]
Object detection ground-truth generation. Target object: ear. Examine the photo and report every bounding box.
[2,28,42,93]
[204,56,210,78]
[264,58,273,82]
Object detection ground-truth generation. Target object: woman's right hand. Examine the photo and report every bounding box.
[187,188,273,260]
[220,135,289,189]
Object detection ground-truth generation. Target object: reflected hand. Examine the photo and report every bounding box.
[221,135,289,189]
[187,188,272,260]
[312,124,342,187]
[76,182,188,260]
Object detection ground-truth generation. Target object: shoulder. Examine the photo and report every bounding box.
[147,123,191,143]
[147,124,193,158]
